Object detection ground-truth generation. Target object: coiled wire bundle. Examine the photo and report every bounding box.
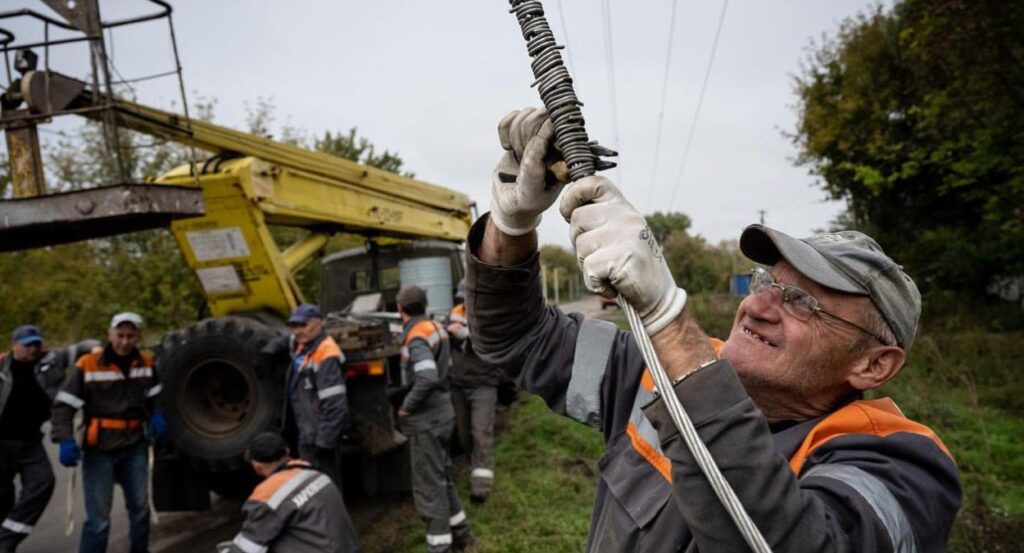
[509,0,615,181]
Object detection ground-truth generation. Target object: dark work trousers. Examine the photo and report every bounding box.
[408,419,471,553]
[80,441,149,553]
[299,444,343,495]
[450,385,496,498]
[0,440,55,550]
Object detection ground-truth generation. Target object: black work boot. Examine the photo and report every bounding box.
[453,523,476,551]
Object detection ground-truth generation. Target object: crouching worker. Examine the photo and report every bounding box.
[217,432,359,553]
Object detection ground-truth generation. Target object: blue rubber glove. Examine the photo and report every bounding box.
[147,410,167,441]
[59,439,81,467]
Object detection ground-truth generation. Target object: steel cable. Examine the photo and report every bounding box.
[507,2,770,551]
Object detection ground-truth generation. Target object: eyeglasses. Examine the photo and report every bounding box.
[749,267,890,346]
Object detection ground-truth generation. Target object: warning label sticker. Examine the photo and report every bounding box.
[186,227,251,261]
[196,266,244,294]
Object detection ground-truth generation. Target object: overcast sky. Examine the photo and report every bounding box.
[5,0,882,248]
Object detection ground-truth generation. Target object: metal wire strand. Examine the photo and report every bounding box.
[508,1,770,551]
[620,298,771,552]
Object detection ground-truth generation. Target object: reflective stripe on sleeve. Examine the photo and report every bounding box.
[231,533,268,553]
[129,367,153,379]
[801,463,921,553]
[471,468,494,480]
[56,391,85,409]
[267,470,318,510]
[449,510,467,525]
[1,519,32,534]
[317,384,346,400]
[426,533,453,546]
[565,318,617,428]
[146,384,163,398]
[413,359,437,373]
[83,371,124,383]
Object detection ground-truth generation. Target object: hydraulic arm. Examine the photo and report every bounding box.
[0,70,473,317]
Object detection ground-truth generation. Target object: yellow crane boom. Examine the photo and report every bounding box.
[2,71,473,317]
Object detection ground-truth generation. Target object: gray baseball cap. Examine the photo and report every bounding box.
[739,224,920,349]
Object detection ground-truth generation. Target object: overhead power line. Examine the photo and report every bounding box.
[646,0,680,211]
[668,0,729,210]
[554,0,577,78]
[600,0,621,179]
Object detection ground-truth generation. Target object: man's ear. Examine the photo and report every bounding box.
[847,346,906,391]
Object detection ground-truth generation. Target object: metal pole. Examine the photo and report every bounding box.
[541,264,548,303]
[554,267,560,304]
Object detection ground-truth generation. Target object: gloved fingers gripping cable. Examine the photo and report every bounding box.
[507,1,771,551]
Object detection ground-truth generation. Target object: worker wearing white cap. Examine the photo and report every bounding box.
[51,312,165,553]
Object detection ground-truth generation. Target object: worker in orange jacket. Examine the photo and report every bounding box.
[51,312,165,553]
[218,432,358,553]
[285,304,350,489]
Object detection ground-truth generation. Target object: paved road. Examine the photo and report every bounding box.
[555,294,607,318]
[20,436,240,553]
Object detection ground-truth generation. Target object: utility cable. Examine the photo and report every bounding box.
[600,0,621,180]
[668,0,729,210]
[554,0,577,78]
[620,298,771,552]
[646,0,680,211]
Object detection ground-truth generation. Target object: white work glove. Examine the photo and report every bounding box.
[490,107,566,236]
[560,176,687,336]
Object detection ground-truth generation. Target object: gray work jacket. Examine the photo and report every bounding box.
[397,316,454,432]
[465,214,961,553]
[224,460,358,553]
[286,333,350,451]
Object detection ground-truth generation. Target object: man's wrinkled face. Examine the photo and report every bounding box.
[11,341,42,362]
[719,260,872,419]
[108,324,141,357]
[290,318,323,345]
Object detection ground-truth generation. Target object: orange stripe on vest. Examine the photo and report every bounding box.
[297,336,343,364]
[76,351,155,372]
[627,422,673,482]
[788,397,954,475]
[403,320,441,347]
[86,418,143,447]
[631,339,725,481]
[249,460,313,503]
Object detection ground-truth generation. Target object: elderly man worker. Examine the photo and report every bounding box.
[465,107,961,552]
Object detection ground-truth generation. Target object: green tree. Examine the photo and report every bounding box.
[791,0,1024,296]
[645,211,692,244]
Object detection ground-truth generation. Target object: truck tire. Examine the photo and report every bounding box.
[159,316,287,473]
